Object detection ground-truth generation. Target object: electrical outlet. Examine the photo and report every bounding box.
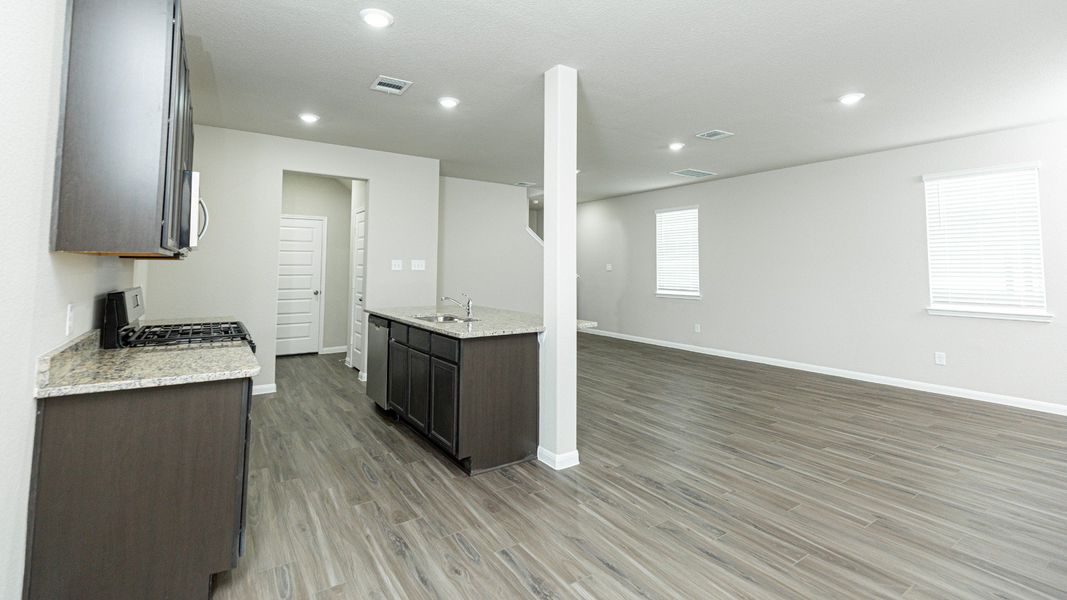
[693,323,701,333]
[934,351,946,366]
[391,259,403,271]
[411,259,426,271]
[606,263,613,272]
[65,304,74,336]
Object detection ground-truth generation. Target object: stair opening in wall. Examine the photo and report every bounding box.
[527,188,544,241]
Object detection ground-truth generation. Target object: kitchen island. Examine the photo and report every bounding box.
[366,306,595,474]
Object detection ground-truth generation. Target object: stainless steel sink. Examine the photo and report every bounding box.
[413,314,478,323]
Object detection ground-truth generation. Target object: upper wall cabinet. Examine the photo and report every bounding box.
[52,0,195,258]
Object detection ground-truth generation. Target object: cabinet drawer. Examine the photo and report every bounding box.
[390,322,408,344]
[431,334,459,363]
[408,327,431,352]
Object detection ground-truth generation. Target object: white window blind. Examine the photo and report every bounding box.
[656,207,700,297]
[924,164,1047,318]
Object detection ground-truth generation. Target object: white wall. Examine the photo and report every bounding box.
[282,172,351,351]
[578,121,1067,407]
[145,126,439,388]
[0,1,133,594]
[438,177,543,314]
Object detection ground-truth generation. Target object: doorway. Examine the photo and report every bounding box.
[278,172,355,358]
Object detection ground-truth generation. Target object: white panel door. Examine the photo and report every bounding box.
[277,216,324,355]
[349,208,367,369]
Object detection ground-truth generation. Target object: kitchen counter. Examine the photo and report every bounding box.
[367,306,598,339]
[35,328,261,399]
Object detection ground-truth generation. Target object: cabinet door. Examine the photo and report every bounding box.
[161,0,184,251]
[406,350,430,433]
[429,358,459,455]
[387,340,409,415]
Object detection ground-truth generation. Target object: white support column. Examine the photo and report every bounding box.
[538,65,579,470]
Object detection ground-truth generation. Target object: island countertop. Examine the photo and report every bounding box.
[35,326,261,399]
[367,306,597,339]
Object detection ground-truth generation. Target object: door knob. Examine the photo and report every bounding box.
[313,290,320,296]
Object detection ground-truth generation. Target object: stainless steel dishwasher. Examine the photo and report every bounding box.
[367,315,389,409]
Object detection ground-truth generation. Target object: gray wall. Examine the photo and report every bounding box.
[577,120,1067,407]
[1,0,133,593]
[144,126,440,389]
[438,177,543,314]
[282,172,351,351]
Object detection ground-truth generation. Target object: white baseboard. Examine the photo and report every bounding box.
[582,329,1067,417]
[252,383,277,396]
[320,346,347,355]
[537,447,580,470]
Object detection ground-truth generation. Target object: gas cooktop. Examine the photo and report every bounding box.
[126,321,256,353]
[101,287,256,353]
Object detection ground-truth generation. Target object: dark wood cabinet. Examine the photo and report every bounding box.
[23,378,252,599]
[52,0,196,257]
[377,318,538,474]
[429,357,459,454]
[407,349,431,432]
[387,339,409,414]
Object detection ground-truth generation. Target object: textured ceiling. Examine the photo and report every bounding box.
[184,0,1067,201]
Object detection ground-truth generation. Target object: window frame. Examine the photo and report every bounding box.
[922,162,1051,322]
[654,205,701,300]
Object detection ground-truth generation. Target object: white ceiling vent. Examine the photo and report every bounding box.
[671,169,717,178]
[370,75,413,95]
[513,181,538,187]
[695,129,734,141]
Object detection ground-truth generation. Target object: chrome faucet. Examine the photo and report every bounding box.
[441,294,473,318]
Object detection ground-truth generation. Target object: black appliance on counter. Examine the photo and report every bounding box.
[101,287,255,352]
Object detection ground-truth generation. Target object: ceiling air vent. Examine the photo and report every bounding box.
[695,129,734,141]
[513,181,538,187]
[370,75,413,95]
[671,169,717,178]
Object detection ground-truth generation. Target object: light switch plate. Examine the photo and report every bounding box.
[694,323,701,333]
[934,351,946,366]
[391,259,403,271]
[606,263,613,271]
[411,259,426,271]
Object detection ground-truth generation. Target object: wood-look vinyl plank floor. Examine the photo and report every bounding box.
[212,335,1067,599]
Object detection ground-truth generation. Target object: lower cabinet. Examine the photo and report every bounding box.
[407,349,431,432]
[429,357,458,454]
[381,319,538,474]
[387,339,409,415]
[24,378,252,599]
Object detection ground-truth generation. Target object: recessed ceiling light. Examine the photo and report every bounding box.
[359,8,394,28]
[299,113,320,124]
[669,142,685,151]
[438,96,460,109]
[838,92,865,106]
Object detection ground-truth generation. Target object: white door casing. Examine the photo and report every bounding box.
[277,215,326,355]
[349,208,367,371]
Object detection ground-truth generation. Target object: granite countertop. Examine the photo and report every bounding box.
[367,306,598,339]
[35,327,261,399]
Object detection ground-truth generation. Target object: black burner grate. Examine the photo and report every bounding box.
[125,321,256,353]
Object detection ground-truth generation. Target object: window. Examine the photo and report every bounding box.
[924,164,1049,321]
[656,207,700,297]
